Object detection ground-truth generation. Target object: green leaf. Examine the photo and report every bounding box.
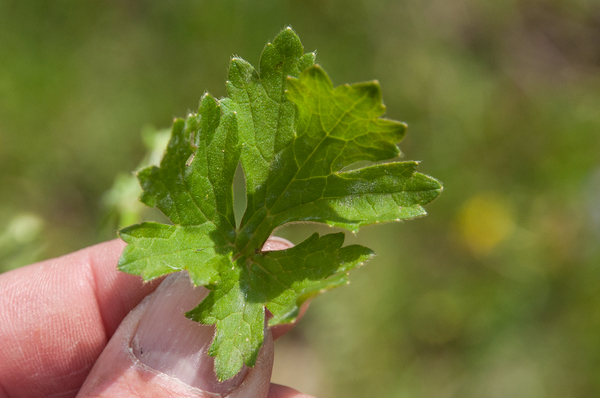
[185,232,372,381]
[118,27,443,381]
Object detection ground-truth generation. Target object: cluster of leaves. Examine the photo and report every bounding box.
[118,27,442,380]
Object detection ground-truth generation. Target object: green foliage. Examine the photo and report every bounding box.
[118,27,441,380]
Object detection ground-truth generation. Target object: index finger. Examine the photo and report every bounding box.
[0,239,160,398]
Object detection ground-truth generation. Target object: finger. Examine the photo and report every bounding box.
[268,384,316,398]
[77,272,275,398]
[0,239,160,398]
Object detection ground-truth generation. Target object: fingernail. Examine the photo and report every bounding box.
[131,272,247,394]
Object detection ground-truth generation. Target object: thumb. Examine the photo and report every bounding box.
[77,272,274,398]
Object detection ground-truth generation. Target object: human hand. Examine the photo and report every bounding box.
[0,239,313,398]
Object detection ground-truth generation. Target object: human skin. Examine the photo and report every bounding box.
[0,239,313,398]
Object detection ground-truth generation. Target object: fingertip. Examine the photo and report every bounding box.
[268,384,316,398]
[262,236,294,252]
[79,274,276,398]
[84,239,161,335]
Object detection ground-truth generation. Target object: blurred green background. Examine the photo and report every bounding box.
[2,0,600,396]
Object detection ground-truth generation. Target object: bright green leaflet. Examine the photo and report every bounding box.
[118,27,443,381]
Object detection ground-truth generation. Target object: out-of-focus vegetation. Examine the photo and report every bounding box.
[1,0,599,396]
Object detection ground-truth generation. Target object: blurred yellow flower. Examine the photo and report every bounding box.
[458,193,515,256]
